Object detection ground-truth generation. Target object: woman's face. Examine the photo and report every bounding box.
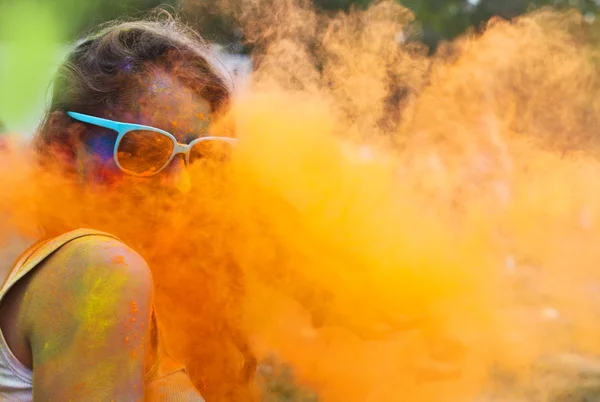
[75,69,217,197]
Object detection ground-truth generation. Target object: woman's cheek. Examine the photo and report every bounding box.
[85,134,123,186]
[94,159,123,186]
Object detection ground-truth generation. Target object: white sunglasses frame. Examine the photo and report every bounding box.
[67,111,237,177]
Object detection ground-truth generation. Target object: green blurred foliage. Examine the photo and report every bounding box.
[0,1,63,125]
[313,0,373,10]
[186,0,600,54]
[0,0,175,128]
[401,0,600,47]
[314,0,600,48]
[21,0,179,39]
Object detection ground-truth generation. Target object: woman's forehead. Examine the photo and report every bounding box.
[123,71,213,141]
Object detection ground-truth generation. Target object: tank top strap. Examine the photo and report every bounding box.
[0,228,120,305]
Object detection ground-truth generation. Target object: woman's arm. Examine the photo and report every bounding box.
[20,236,153,400]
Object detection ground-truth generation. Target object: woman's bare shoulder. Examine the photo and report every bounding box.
[21,235,154,338]
[19,235,154,398]
[42,235,152,283]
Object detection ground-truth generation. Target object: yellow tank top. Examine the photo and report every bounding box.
[0,228,204,401]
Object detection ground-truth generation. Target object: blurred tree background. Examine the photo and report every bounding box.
[185,0,600,51]
[400,0,600,47]
[16,0,600,50]
[2,0,598,131]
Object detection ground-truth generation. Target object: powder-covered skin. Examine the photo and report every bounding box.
[18,236,152,400]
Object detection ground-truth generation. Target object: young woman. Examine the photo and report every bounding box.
[0,15,235,401]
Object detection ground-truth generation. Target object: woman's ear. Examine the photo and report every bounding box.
[48,111,86,144]
[43,111,88,170]
[48,111,69,135]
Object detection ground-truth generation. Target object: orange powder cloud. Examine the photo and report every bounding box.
[3,2,600,401]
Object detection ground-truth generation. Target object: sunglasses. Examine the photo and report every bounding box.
[67,111,237,177]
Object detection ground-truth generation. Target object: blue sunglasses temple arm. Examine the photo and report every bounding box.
[66,111,123,132]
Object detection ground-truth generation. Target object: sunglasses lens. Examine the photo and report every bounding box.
[189,139,234,166]
[116,130,174,176]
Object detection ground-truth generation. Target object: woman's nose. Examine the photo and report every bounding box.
[160,154,191,194]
